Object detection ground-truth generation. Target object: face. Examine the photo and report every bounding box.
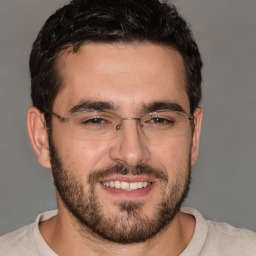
[46,43,201,243]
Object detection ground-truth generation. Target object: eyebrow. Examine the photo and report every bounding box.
[69,100,185,115]
[142,101,185,113]
[69,100,118,114]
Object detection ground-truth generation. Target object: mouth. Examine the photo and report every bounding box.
[102,181,152,191]
[99,176,155,199]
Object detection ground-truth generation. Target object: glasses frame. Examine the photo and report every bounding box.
[44,108,194,139]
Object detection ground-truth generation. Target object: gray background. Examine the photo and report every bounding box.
[0,0,255,235]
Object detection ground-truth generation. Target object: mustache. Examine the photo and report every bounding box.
[88,163,168,185]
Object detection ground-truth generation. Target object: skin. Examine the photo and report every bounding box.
[27,43,203,256]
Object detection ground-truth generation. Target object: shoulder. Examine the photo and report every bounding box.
[205,220,256,254]
[0,210,58,256]
[181,207,256,256]
[0,224,36,256]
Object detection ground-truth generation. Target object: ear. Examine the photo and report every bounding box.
[190,107,203,166]
[27,106,51,168]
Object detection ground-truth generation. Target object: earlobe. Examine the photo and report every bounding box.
[190,107,203,166]
[27,107,51,168]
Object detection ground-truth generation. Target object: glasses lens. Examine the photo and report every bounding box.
[67,111,191,139]
[141,111,190,137]
[69,112,118,139]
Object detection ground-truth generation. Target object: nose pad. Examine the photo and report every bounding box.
[116,123,121,131]
[115,117,143,131]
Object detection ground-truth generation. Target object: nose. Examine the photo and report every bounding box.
[109,120,150,167]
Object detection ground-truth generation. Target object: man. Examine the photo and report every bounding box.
[0,0,255,255]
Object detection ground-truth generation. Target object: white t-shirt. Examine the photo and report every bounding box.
[0,207,256,256]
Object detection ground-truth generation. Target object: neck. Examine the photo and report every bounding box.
[39,201,195,256]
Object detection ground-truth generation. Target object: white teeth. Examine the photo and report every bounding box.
[129,182,138,190]
[102,181,151,191]
[138,182,143,188]
[114,180,121,188]
[120,181,129,190]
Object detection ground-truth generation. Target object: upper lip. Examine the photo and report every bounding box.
[98,175,156,183]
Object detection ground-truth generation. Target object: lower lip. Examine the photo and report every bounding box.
[99,183,155,200]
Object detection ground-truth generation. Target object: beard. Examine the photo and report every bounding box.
[49,136,191,244]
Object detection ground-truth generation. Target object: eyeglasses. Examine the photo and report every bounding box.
[45,109,194,140]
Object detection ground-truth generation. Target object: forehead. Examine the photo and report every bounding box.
[54,42,189,113]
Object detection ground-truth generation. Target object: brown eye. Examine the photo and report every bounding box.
[83,118,106,125]
[151,117,173,123]
[147,116,175,125]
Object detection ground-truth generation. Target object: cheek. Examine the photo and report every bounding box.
[148,136,191,176]
[52,127,112,173]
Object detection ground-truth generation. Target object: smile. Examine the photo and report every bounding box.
[102,181,152,191]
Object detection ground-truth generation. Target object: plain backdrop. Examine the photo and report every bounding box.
[0,0,255,235]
